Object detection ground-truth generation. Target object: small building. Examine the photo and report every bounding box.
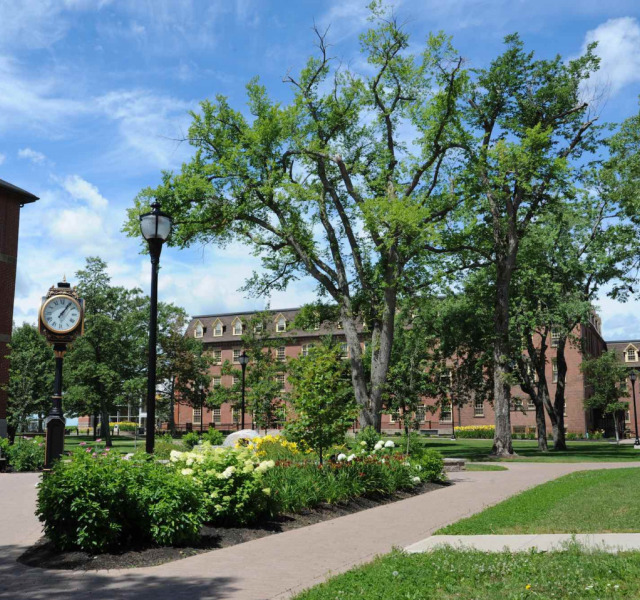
[0,179,39,438]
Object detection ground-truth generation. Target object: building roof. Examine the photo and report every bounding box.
[606,340,640,368]
[188,307,362,343]
[0,179,39,204]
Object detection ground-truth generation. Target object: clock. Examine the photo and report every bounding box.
[40,294,83,334]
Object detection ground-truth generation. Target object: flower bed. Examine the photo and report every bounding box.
[454,425,495,439]
[0,436,45,471]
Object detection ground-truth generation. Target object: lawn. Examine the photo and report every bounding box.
[465,463,508,472]
[439,467,640,535]
[414,437,640,462]
[65,435,146,454]
[294,547,640,600]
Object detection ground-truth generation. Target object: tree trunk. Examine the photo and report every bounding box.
[93,412,98,439]
[535,402,548,452]
[491,261,515,457]
[100,406,112,447]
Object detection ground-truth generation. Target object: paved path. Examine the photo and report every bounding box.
[407,533,640,553]
[1,462,639,600]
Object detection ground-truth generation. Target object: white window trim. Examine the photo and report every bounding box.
[231,317,243,336]
[212,318,223,337]
[233,348,241,363]
[193,408,202,424]
[194,320,204,339]
[274,313,287,333]
[625,344,638,363]
[277,346,286,361]
[212,349,222,364]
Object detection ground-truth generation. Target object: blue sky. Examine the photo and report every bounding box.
[3,0,640,340]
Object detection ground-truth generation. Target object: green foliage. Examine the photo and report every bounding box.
[201,428,224,445]
[182,431,201,449]
[153,434,179,459]
[37,449,206,552]
[169,444,274,525]
[286,341,358,463]
[4,323,54,435]
[1,436,45,471]
[454,426,495,439]
[356,426,380,452]
[581,351,630,417]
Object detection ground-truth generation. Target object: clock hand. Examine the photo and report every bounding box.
[58,304,71,320]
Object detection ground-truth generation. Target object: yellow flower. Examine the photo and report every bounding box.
[525,584,531,590]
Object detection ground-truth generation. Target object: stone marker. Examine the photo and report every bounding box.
[223,429,260,447]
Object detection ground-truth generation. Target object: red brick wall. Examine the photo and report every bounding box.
[0,194,21,427]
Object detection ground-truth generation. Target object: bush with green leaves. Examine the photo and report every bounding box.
[182,431,201,449]
[37,447,206,552]
[201,428,224,445]
[356,426,380,452]
[154,433,179,459]
[1,436,45,471]
[169,443,275,525]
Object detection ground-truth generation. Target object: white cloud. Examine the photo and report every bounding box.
[61,175,109,210]
[0,153,5,165]
[581,17,640,95]
[18,147,47,164]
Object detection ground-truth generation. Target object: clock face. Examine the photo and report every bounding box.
[41,295,82,334]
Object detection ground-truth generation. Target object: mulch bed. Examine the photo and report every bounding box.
[19,481,446,571]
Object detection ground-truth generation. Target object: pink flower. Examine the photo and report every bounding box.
[96,439,102,443]
[92,453,97,458]
[104,448,111,452]
[85,449,91,453]
[79,442,86,446]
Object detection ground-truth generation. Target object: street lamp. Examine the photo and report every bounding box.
[630,370,639,448]
[238,351,250,430]
[140,201,172,453]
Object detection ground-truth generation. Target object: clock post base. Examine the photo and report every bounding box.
[45,415,65,469]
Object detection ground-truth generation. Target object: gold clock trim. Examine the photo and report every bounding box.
[40,294,83,335]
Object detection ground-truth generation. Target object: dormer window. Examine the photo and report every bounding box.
[194,321,204,339]
[232,317,243,336]
[212,319,223,337]
[275,314,287,333]
[254,322,263,333]
[626,345,638,363]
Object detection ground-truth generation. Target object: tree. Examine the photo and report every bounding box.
[64,258,148,446]
[448,35,603,455]
[581,351,630,441]
[286,340,357,464]
[3,323,54,438]
[126,9,467,430]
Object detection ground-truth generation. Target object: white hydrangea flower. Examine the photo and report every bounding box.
[337,453,347,461]
[374,441,384,450]
[347,454,356,462]
[219,466,236,479]
[384,440,395,448]
[360,440,367,446]
[169,450,182,462]
[181,468,194,476]
[412,476,421,483]
[186,457,194,466]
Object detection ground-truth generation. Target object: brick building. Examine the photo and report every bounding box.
[175,307,634,437]
[0,179,39,438]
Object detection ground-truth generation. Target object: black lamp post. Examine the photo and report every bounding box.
[238,351,250,430]
[630,370,639,447]
[140,201,172,453]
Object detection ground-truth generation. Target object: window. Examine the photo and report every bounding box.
[277,346,286,361]
[513,398,524,411]
[551,330,561,348]
[213,319,223,337]
[232,408,240,423]
[232,375,239,385]
[415,406,426,423]
[212,349,222,364]
[340,342,349,360]
[474,399,484,417]
[552,359,558,383]
[626,345,638,362]
[276,373,286,390]
[232,318,243,336]
[301,343,313,357]
[212,376,221,388]
[212,408,221,424]
[275,314,287,333]
[254,322,263,333]
[193,408,202,424]
[527,399,536,411]
[336,321,343,330]
[389,411,399,423]
[233,349,241,363]
[194,321,203,338]
[440,402,452,423]
[275,406,287,424]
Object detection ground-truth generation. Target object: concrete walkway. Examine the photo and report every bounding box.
[1,462,639,600]
[406,533,640,553]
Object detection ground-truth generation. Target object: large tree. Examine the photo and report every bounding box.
[3,323,54,438]
[126,11,467,429]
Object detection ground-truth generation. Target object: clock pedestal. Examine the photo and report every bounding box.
[45,345,66,469]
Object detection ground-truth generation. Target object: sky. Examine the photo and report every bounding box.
[3,0,640,340]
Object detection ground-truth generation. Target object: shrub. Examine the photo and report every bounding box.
[414,449,445,482]
[37,448,206,552]
[201,428,224,445]
[244,434,307,462]
[356,426,380,452]
[455,425,495,439]
[398,432,425,456]
[2,436,45,471]
[110,421,138,432]
[169,443,274,525]
[182,431,201,449]
[154,434,179,459]
[590,429,605,440]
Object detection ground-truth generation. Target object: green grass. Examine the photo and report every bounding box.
[465,463,508,471]
[65,435,144,454]
[294,547,640,600]
[412,437,640,462]
[439,468,640,535]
